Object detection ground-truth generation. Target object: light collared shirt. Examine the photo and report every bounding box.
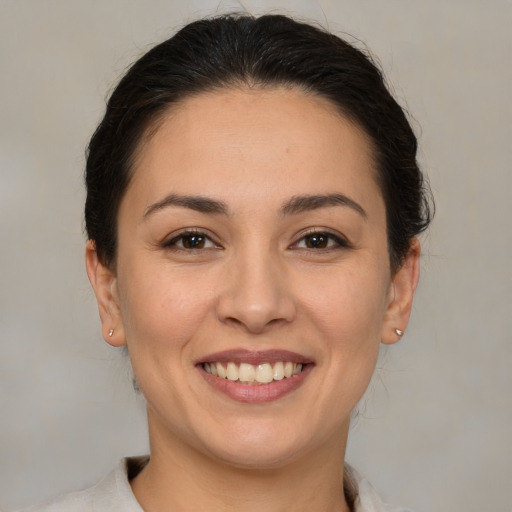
[19,457,414,512]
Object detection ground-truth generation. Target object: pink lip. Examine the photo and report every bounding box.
[197,349,313,365]
[196,349,314,403]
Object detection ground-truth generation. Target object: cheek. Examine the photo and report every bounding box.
[117,262,216,355]
[298,264,390,343]
[116,266,218,410]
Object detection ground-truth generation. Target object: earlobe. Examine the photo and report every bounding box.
[85,240,126,347]
[381,239,421,345]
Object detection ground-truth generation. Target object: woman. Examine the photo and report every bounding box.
[25,13,432,512]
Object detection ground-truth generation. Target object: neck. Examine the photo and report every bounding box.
[131,411,351,512]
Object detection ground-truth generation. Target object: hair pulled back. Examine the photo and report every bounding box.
[85,14,432,271]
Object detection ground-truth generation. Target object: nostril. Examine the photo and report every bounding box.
[223,317,244,328]
[221,312,290,334]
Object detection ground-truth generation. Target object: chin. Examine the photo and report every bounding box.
[193,416,333,471]
[208,439,306,470]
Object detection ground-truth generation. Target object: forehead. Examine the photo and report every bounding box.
[126,86,382,214]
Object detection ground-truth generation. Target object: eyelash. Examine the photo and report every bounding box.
[162,228,350,252]
[162,229,219,251]
[291,229,351,251]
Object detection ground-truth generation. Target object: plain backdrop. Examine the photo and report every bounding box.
[1,1,510,511]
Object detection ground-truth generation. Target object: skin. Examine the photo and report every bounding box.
[86,87,420,512]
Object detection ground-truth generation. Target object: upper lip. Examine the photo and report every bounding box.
[196,349,314,366]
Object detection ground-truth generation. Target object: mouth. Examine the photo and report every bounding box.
[196,350,313,402]
[202,361,305,385]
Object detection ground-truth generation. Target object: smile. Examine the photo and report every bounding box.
[197,350,313,402]
[203,361,303,384]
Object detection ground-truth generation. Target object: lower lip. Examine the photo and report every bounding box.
[198,365,313,403]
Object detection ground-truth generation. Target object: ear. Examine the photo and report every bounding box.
[85,240,126,347]
[381,239,421,345]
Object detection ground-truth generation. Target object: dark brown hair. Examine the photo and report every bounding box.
[85,14,433,271]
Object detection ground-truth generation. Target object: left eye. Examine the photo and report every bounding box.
[165,232,217,250]
[294,232,347,250]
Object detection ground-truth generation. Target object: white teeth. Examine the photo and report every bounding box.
[204,361,305,383]
[216,362,227,379]
[256,363,274,383]
[226,362,238,381]
[273,361,284,380]
[239,363,255,382]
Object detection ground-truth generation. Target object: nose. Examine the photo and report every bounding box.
[216,248,296,334]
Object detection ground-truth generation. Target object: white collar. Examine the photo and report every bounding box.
[66,457,412,512]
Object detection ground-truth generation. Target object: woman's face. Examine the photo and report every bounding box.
[88,87,418,468]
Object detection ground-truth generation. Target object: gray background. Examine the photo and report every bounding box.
[1,1,510,511]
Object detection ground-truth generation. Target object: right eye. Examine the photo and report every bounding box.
[163,230,218,250]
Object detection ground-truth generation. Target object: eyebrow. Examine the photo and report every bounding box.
[281,194,367,218]
[143,194,229,219]
[143,192,367,220]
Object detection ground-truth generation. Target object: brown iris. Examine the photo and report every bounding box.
[181,234,206,249]
[304,233,330,249]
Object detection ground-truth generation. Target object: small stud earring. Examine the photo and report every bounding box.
[108,329,114,337]
[395,328,404,336]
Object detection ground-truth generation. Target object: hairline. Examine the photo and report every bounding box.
[108,82,391,270]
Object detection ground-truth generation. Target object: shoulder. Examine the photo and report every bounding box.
[345,464,415,512]
[16,457,147,512]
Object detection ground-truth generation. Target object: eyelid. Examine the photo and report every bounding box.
[290,227,352,250]
[162,228,221,250]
